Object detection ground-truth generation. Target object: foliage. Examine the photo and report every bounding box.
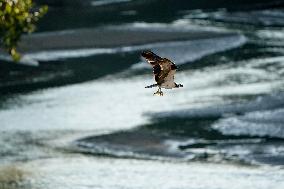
[0,0,48,61]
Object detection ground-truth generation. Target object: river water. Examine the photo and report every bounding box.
[0,1,284,189]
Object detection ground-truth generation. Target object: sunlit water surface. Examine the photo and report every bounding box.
[1,2,284,189]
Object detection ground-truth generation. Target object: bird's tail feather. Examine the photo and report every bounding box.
[145,84,158,88]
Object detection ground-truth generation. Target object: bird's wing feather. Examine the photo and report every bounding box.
[155,58,177,84]
[143,53,163,66]
[141,51,177,84]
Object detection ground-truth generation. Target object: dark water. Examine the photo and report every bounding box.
[1,1,284,189]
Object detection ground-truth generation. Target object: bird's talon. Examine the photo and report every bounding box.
[153,90,163,96]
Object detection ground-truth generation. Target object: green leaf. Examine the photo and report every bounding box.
[10,48,21,62]
[0,0,48,62]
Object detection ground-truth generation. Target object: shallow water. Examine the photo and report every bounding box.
[1,1,284,189]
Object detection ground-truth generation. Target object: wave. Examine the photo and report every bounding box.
[3,33,245,66]
[22,48,117,62]
[146,92,284,139]
[75,129,217,161]
[212,108,284,138]
[185,8,284,26]
[75,112,284,165]
[147,92,284,119]
[18,155,284,189]
[1,53,282,132]
[91,0,131,6]
[0,54,39,66]
[132,34,246,69]
[119,20,228,32]
[74,95,284,165]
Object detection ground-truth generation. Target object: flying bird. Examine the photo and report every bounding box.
[141,50,183,96]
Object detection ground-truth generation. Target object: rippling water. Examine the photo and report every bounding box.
[1,1,284,189]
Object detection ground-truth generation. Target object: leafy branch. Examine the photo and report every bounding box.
[0,0,48,61]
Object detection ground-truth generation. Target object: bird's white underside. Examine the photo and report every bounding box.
[160,69,176,89]
[161,81,176,89]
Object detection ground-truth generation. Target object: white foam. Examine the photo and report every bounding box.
[149,89,284,119]
[0,76,181,131]
[184,8,284,26]
[12,33,245,64]
[120,20,227,32]
[21,156,284,189]
[257,29,284,39]
[0,53,283,134]
[0,65,283,132]
[91,0,131,6]
[25,48,117,61]
[0,54,39,66]
[144,55,284,118]
[212,108,284,138]
[132,34,246,69]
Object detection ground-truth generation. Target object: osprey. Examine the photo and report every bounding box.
[141,50,183,96]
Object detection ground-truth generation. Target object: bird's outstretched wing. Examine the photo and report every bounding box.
[141,50,163,66]
[141,51,177,84]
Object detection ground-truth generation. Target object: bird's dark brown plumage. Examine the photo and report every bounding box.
[141,50,183,96]
[141,50,177,85]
